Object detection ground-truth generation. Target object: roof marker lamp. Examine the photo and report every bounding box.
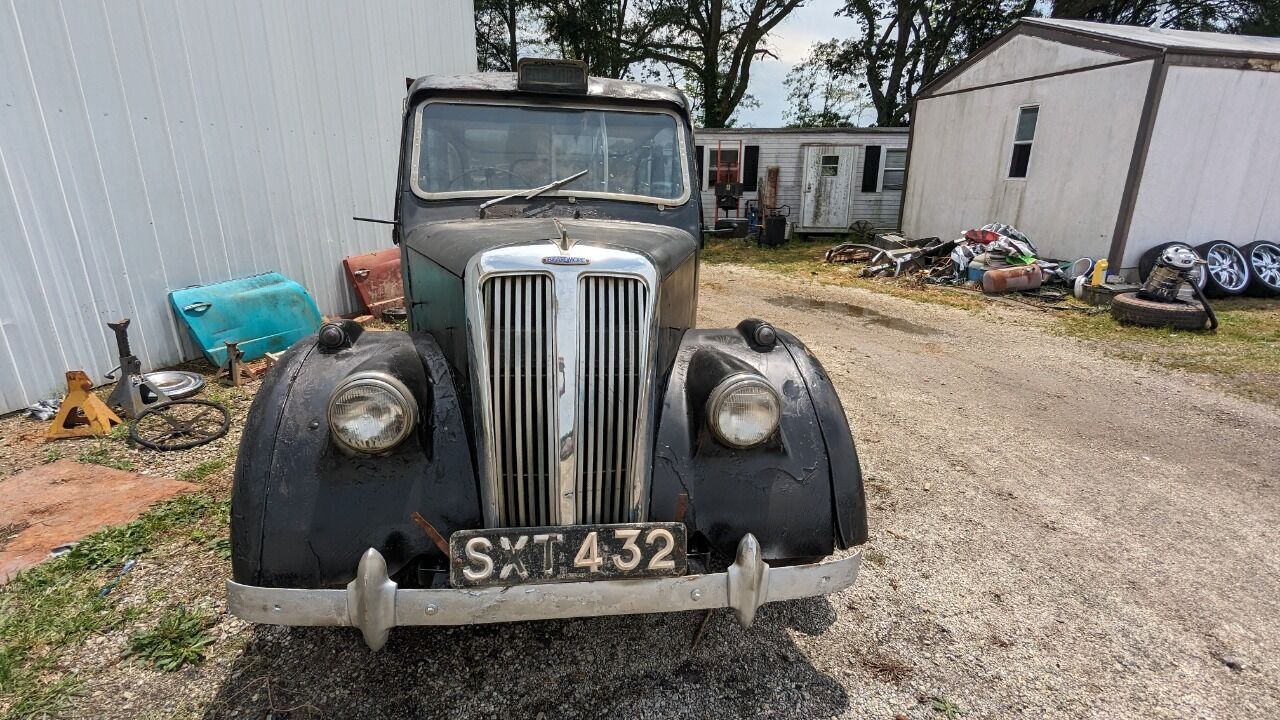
[517,58,588,94]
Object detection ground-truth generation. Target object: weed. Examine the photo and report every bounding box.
[108,422,131,442]
[40,447,63,464]
[124,606,216,671]
[190,529,232,560]
[202,384,244,409]
[74,439,134,472]
[0,493,227,709]
[864,548,888,567]
[178,458,228,483]
[3,675,82,719]
[931,696,965,718]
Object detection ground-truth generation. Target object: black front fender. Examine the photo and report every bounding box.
[230,328,478,588]
[648,325,868,561]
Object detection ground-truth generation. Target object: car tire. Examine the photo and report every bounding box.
[1111,292,1209,331]
[1240,240,1280,297]
[1194,241,1250,296]
[1137,242,1207,290]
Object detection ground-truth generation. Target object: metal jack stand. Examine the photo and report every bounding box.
[105,318,170,419]
[216,341,254,387]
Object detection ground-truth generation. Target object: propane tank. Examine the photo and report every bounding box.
[982,265,1043,293]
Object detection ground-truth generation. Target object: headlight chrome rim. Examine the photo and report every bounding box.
[326,371,418,454]
[706,372,782,449]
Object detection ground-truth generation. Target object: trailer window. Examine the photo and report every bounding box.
[820,155,840,176]
[882,148,907,190]
[1009,105,1038,178]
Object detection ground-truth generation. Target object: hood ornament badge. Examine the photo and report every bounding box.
[543,255,590,266]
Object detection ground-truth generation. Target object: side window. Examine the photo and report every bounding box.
[882,148,907,191]
[708,148,740,188]
[819,155,840,176]
[1009,105,1038,178]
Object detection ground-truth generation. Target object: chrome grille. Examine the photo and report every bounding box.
[469,244,659,529]
[482,274,556,527]
[577,276,649,524]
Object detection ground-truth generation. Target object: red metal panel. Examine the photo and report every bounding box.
[343,248,404,315]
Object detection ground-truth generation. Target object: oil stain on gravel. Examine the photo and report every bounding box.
[766,295,939,336]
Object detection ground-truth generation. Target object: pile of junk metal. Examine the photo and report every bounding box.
[824,223,1236,332]
[28,243,410,450]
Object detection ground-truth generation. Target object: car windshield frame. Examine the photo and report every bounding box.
[408,97,691,207]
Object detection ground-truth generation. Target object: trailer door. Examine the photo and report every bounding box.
[800,145,857,230]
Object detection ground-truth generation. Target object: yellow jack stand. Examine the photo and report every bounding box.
[46,370,122,439]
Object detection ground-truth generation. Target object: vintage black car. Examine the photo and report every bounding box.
[227,60,868,650]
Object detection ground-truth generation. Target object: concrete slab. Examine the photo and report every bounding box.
[0,459,198,582]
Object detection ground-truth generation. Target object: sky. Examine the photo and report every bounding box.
[734,0,864,128]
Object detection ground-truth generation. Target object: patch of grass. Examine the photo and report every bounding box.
[74,438,135,472]
[1056,296,1280,405]
[701,238,989,312]
[177,458,229,483]
[3,675,82,719]
[39,447,63,464]
[0,493,227,712]
[202,384,245,409]
[931,696,966,718]
[124,606,216,672]
[863,548,888,567]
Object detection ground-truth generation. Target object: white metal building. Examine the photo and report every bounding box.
[901,19,1280,271]
[0,0,477,413]
[694,127,910,234]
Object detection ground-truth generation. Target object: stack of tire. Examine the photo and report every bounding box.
[1112,240,1280,330]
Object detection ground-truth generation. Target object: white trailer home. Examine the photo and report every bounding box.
[694,127,910,235]
[900,18,1280,274]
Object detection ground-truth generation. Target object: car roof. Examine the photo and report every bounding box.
[408,72,690,111]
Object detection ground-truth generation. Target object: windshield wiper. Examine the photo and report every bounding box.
[477,169,589,218]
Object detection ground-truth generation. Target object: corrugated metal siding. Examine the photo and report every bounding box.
[901,60,1151,262]
[0,0,476,413]
[693,129,909,232]
[1123,65,1280,267]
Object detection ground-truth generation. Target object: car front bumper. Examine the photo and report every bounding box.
[226,533,861,650]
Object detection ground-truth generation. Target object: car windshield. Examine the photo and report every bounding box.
[413,102,686,203]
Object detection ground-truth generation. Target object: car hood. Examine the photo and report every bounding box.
[401,217,699,279]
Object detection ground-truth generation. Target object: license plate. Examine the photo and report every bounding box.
[448,522,687,588]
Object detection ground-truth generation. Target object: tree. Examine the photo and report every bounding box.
[834,0,1037,127]
[631,0,808,127]
[536,1,671,78]
[783,40,869,127]
[1049,0,1268,31]
[475,0,524,71]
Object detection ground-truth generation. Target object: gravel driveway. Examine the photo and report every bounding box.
[43,264,1280,718]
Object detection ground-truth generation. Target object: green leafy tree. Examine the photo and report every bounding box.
[834,0,1038,127]
[783,39,869,126]
[1049,0,1271,31]
[475,0,525,71]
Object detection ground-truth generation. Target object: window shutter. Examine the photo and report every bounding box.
[742,145,760,191]
[695,145,704,190]
[861,145,881,193]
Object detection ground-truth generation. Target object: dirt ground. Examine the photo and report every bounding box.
[3,263,1279,719]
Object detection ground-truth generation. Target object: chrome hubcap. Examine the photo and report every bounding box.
[1251,244,1280,287]
[1206,244,1248,291]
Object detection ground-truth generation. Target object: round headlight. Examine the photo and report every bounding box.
[327,372,417,453]
[706,373,781,449]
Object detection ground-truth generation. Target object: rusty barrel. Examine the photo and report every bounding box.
[982,265,1043,293]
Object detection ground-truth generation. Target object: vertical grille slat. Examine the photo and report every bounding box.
[483,274,556,528]
[481,270,650,528]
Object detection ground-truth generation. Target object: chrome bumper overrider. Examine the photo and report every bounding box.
[226,534,862,650]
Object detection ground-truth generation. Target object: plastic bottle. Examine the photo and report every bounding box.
[1091,258,1109,286]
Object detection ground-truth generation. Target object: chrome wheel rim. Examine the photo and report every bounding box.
[1250,243,1280,288]
[1205,244,1248,292]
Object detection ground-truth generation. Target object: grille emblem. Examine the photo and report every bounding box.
[542,256,590,266]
